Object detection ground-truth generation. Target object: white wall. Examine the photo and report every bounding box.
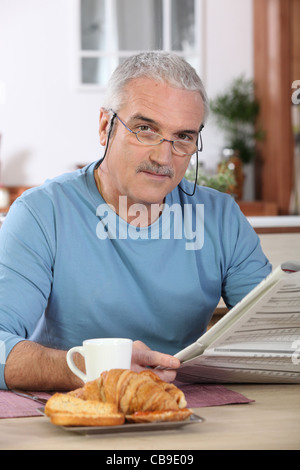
[203,0,253,167]
[0,0,254,187]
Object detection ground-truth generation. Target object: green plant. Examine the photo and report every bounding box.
[185,167,236,193]
[210,76,264,163]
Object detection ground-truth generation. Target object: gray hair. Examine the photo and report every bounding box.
[102,51,209,124]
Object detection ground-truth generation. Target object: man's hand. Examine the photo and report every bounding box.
[131,340,180,382]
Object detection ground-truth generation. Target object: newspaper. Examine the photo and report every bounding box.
[175,262,300,383]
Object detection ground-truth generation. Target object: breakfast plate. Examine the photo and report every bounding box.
[38,408,204,435]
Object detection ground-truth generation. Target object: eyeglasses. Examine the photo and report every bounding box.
[112,111,204,157]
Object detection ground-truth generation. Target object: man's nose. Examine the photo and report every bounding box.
[150,139,174,165]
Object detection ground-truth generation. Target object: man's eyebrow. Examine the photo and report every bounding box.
[130,114,199,134]
[130,114,158,125]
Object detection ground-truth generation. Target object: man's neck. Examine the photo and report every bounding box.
[94,168,164,227]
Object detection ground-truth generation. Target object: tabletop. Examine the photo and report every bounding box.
[0,384,299,450]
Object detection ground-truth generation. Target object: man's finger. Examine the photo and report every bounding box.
[132,345,180,370]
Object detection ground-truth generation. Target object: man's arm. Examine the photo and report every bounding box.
[4,341,84,391]
[4,340,180,391]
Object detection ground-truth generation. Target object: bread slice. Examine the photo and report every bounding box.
[44,393,124,426]
[45,392,116,415]
[50,412,125,427]
[125,408,192,423]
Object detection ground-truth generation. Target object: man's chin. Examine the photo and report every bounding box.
[132,177,177,205]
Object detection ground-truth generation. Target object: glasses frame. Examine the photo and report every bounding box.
[112,111,204,157]
[95,109,205,197]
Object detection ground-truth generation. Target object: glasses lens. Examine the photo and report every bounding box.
[136,131,162,145]
[173,141,197,156]
[136,130,199,156]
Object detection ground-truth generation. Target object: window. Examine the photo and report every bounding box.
[76,0,204,89]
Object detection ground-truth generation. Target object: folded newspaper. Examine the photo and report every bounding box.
[175,262,300,384]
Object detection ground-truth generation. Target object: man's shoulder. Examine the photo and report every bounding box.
[16,163,94,207]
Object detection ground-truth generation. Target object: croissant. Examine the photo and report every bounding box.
[99,369,187,414]
[47,369,192,425]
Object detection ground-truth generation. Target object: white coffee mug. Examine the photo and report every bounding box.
[66,338,133,382]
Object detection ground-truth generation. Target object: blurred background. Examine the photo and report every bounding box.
[0,0,299,215]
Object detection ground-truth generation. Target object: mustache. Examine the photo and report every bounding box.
[136,162,174,178]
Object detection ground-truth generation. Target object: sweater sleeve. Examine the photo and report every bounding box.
[0,197,55,389]
[221,199,272,309]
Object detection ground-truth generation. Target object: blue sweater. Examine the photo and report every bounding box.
[0,162,271,388]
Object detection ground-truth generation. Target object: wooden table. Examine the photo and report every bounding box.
[0,384,299,450]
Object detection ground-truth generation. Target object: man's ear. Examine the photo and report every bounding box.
[99,108,110,146]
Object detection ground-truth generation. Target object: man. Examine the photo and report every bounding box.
[0,52,271,391]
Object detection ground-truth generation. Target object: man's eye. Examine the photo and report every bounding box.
[177,133,192,141]
[138,125,153,132]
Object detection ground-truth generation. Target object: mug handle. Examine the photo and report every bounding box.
[66,346,87,382]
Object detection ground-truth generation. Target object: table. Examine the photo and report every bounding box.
[0,384,299,450]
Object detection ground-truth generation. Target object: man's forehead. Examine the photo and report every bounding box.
[120,78,204,128]
[123,76,202,101]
